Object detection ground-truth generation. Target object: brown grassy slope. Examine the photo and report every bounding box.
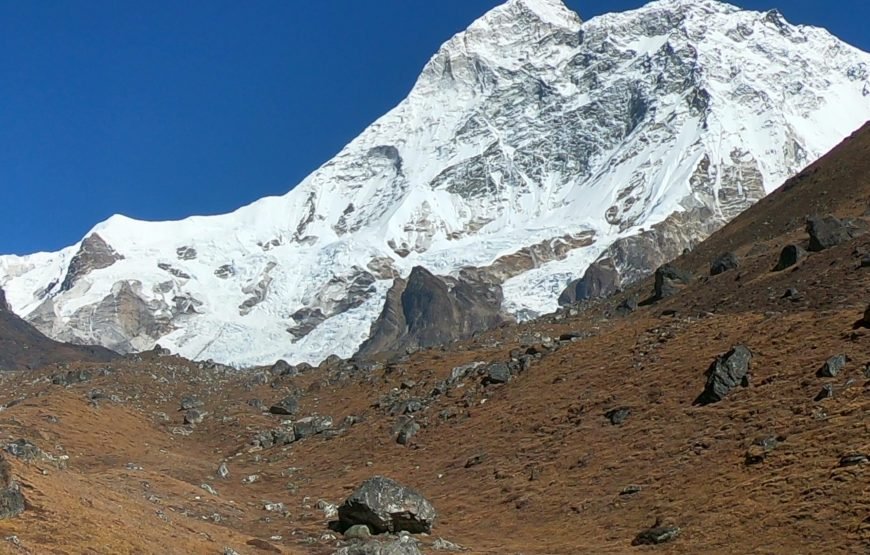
[0,124,868,553]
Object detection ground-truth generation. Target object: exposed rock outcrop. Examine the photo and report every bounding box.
[694,345,752,405]
[60,233,124,292]
[337,476,436,534]
[356,267,510,357]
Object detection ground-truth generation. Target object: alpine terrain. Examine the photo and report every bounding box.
[2,0,870,366]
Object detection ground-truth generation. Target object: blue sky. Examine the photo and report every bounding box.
[1,0,868,255]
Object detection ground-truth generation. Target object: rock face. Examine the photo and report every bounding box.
[2,0,870,366]
[59,233,124,292]
[356,267,510,357]
[694,345,752,405]
[337,476,436,534]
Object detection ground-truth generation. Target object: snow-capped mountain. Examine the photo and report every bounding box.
[2,0,869,366]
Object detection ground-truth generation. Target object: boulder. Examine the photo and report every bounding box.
[293,416,333,439]
[179,395,203,411]
[710,252,739,276]
[394,417,420,446]
[269,396,299,416]
[615,297,638,315]
[337,476,436,534]
[482,362,511,385]
[183,409,206,426]
[806,216,854,251]
[694,345,752,405]
[558,258,620,305]
[772,244,807,271]
[605,407,631,425]
[653,264,691,300]
[816,354,846,378]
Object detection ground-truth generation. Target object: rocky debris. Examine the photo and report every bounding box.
[604,407,631,426]
[694,345,752,405]
[337,476,436,534]
[51,369,92,386]
[710,252,739,276]
[782,287,801,300]
[814,384,835,402]
[838,454,868,467]
[817,354,846,377]
[269,396,299,416]
[745,436,784,465]
[431,538,466,551]
[60,233,124,292]
[175,246,197,260]
[430,362,486,398]
[394,418,420,446]
[200,483,218,496]
[294,415,334,439]
[0,456,24,520]
[217,462,230,479]
[558,258,620,304]
[806,216,856,251]
[252,427,296,450]
[653,264,691,300]
[5,439,43,461]
[214,264,235,279]
[183,409,206,426]
[482,362,511,386]
[333,535,422,555]
[179,395,203,410]
[632,523,681,546]
[772,244,806,271]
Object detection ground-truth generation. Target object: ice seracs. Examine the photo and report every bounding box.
[1,0,869,366]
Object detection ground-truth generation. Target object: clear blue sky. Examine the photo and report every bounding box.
[1,0,867,255]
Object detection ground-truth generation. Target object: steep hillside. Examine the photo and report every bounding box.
[2,0,870,366]
[0,121,867,554]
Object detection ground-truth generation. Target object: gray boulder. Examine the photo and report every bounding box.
[293,415,333,439]
[338,476,436,534]
[806,216,854,251]
[694,345,752,405]
[773,244,806,271]
[817,354,846,378]
[710,252,739,276]
[482,362,511,385]
[653,264,691,300]
[0,456,24,520]
[332,536,422,555]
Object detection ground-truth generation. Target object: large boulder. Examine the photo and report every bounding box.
[806,216,855,251]
[653,264,692,300]
[269,396,299,416]
[709,252,739,276]
[772,244,806,271]
[558,258,620,305]
[337,476,436,534]
[694,345,752,405]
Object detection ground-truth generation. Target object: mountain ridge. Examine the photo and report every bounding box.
[2,0,870,366]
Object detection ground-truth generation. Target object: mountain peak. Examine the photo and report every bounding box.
[502,0,581,27]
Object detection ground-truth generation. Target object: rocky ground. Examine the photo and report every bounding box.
[0,126,867,554]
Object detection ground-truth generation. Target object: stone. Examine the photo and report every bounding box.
[0,456,24,520]
[332,536,423,555]
[51,370,92,386]
[394,417,420,446]
[344,524,372,540]
[431,538,465,551]
[814,384,834,402]
[269,396,299,416]
[293,415,333,439]
[4,439,42,461]
[605,407,631,425]
[615,297,638,315]
[839,454,868,467]
[183,409,206,426]
[710,252,739,276]
[337,476,436,534]
[817,354,846,378]
[179,395,203,411]
[217,462,230,479]
[772,244,806,271]
[694,345,752,405]
[558,258,620,304]
[270,359,296,376]
[482,362,511,385]
[806,216,854,251]
[653,264,691,300]
[632,525,681,546]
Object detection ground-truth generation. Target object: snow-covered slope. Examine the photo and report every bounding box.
[2,0,870,366]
